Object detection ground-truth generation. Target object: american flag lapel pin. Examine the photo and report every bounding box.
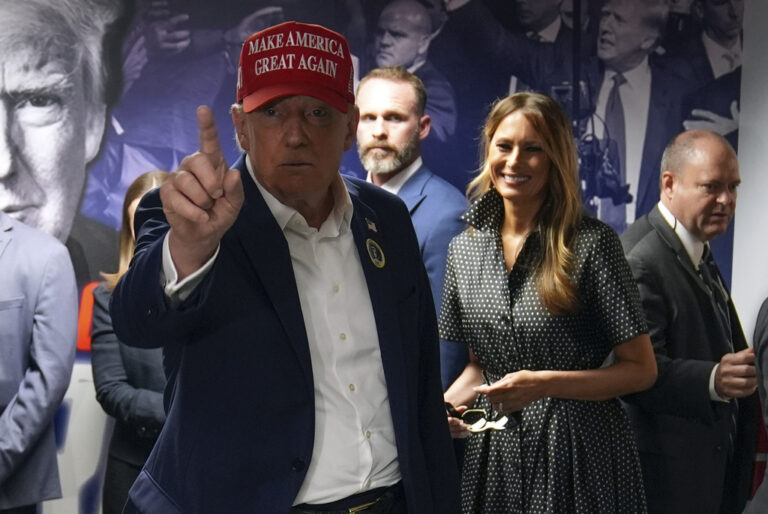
[365,218,377,233]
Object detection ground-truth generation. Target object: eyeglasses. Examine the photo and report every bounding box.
[445,402,509,433]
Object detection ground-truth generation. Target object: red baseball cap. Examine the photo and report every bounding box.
[236,21,355,113]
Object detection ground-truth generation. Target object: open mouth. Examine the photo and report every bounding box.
[502,175,530,184]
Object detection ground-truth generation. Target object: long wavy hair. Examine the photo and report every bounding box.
[467,92,583,314]
[101,170,169,290]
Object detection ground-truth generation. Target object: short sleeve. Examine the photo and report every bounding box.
[581,222,648,346]
[438,240,467,344]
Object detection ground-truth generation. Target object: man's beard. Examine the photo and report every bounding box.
[358,130,420,175]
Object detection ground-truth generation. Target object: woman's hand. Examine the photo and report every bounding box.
[473,369,545,414]
[446,404,471,438]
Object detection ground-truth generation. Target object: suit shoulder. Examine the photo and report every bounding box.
[423,172,467,203]
[8,217,69,255]
[620,218,675,277]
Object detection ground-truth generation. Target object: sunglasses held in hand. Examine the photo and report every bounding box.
[445,402,509,433]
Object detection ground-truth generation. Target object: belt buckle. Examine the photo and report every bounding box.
[348,499,378,513]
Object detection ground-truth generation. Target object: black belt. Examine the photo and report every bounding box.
[290,482,404,514]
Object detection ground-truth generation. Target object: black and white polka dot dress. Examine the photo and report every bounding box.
[439,189,648,513]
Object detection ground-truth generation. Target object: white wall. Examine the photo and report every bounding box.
[732,0,768,343]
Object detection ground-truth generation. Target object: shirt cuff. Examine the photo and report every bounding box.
[162,233,219,302]
[709,363,731,402]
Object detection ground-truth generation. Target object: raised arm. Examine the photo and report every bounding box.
[161,105,244,279]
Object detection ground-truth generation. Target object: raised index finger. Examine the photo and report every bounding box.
[197,105,225,166]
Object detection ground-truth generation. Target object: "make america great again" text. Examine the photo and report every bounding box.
[246,30,343,78]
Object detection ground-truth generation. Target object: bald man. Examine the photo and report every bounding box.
[621,129,757,513]
[372,0,456,143]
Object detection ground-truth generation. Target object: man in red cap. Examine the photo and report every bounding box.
[110,21,460,514]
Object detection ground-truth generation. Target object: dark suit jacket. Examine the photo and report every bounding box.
[620,206,757,514]
[397,165,468,389]
[110,156,460,513]
[91,283,166,467]
[682,67,741,151]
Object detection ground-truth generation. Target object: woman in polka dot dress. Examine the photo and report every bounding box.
[441,92,657,513]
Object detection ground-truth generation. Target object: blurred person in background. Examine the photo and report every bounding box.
[91,170,169,514]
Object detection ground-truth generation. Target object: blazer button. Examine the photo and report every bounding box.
[291,459,305,472]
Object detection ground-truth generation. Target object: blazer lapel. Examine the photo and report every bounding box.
[396,166,429,215]
[648,207,732,346]
[345,180,409,431]
[647,207,709,294]
[232,161,314,391]
[0,212,12,260]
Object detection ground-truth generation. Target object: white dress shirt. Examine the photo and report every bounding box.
[702,32,742,79]
[658,201,729,403]
[162,156,401,504]
[365,156,423,195]
[594,58,652,224]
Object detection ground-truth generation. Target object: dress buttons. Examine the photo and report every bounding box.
[339,333,347,341]
[291,458,305,472]
[366,430,372,439]
[349,384,356,392]
[333,284,340,293]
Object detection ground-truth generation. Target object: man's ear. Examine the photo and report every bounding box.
[660,170,676,199]
[343,105,360,152]
[639,31,659,53]
[232,109,249,151]
[418,114,431,141]
[84,105,107,163]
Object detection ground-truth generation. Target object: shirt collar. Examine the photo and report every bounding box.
[702,31,742,79]
[366,156,423,195]
[606,56,650,88]
[658,201,705,269]
[245,154,353,235]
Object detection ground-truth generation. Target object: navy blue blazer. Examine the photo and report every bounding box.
[396,165,468,389]
[110,156,460,513]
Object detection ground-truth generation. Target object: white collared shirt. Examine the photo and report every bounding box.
[365,156,423,195]
[594,58,652,223]
[657,201,704,270]
[657,201,729,403]
[162,156,401,504]
[702,32,742,79]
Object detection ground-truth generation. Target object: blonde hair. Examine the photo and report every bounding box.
[468,92,582,314]
[101,170,169,290]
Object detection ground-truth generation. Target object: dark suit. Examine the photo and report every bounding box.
[620,206,757,514]
[396,164,468,389]
[110,156,460,513]
[668,35,715,87]
[682,67,741,151]
[90,283,166,514]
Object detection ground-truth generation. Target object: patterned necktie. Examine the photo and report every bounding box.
[699,245,738,459]
[699,245,732,344]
